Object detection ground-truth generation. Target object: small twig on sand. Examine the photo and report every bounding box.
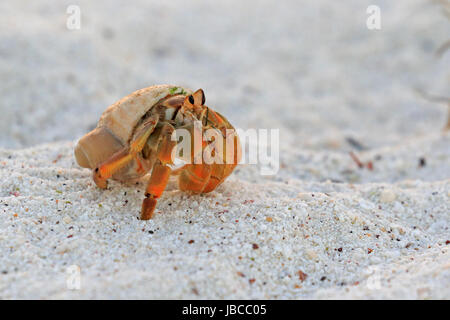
[349,152,364,169]
[349,152,374,170]
[346,137,367,151]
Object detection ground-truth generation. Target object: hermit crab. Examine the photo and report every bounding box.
[75,85,241,220]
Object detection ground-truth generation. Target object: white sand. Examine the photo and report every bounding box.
[0,0,449,299]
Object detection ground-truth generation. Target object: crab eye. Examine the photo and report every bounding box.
[192,89,205,105]
[188,95,194,104]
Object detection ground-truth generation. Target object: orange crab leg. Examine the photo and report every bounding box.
[93,150,134,189]
[130,116,159,153]
[141,163,171,220]
[93,117,158,189]
[156,124,176,164]
[202,164,225,193]
[140,123,176,220]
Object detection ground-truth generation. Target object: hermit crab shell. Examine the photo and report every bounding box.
[74,85,192,179]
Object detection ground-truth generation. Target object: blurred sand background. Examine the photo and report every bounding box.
[0,0,449,299]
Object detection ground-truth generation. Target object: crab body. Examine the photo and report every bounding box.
[75,85,240,219]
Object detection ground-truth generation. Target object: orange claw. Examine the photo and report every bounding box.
[93,168,108,189]
[178,164,212,194]
[202,164,225,193]
[93,150,134,189]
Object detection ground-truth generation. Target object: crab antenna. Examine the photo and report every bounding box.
[204,107,209,126]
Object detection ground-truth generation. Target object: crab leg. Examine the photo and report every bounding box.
[140,123,176,220]
[141,162,171,220]
[93,116,158,189]
[202,164,226,193]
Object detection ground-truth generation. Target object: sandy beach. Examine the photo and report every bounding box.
[0,0,449,299]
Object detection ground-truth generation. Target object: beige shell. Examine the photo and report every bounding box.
[74,85,192,177]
